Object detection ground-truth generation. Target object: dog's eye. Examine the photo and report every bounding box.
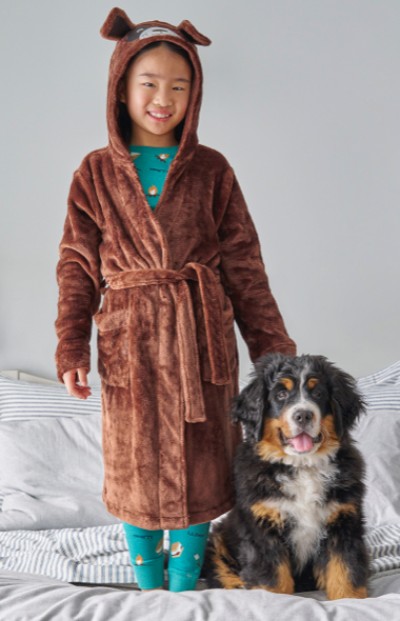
[276,390,288,401]
[313,389,322,399]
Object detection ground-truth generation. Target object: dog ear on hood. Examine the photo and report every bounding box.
[101,8,211,46]
[100,7,136,40]
[176,20,211,46]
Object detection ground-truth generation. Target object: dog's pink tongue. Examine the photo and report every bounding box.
[291,432,314,453]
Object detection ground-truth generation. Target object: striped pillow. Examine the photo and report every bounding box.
[354,359,400,527]
[0,374,118,529]
[357,359,400,411]
[357,359,400,388]
[0,374,101,422]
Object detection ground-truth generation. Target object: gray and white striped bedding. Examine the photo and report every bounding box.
[0,521,399,586]
[0,524,135,585]
[367,523,400,575]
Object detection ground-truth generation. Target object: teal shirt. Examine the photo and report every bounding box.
[129,145,178,210]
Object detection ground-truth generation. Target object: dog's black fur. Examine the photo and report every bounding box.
[204,353,369,599]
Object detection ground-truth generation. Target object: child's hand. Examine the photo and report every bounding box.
[63,368,92,400]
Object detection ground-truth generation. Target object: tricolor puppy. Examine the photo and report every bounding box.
[205,353,369,599]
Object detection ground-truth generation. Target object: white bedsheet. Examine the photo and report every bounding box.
[0,568,400,621]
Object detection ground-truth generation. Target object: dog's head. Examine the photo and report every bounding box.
[232,353,365,463]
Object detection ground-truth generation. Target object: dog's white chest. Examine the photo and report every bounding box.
[278,461,337,569]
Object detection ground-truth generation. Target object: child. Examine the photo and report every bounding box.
[55,8,296,592]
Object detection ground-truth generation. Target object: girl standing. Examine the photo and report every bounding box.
[55,7,296,591]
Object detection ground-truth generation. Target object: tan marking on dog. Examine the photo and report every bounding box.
[280,377,294,391]
[327,502,357,525]
[325,554,368,600]
[316,414,340,456]
[253,561,295,594]
[278,416,294,439]
[314,565,326,591]
[306,377,319,390]
[212,534,245,589]
[251,501,284,529]
[257,419,286,461]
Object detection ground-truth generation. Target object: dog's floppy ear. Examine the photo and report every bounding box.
[231,353,285,442]
[231,377,264,443]
[330,365,365,437]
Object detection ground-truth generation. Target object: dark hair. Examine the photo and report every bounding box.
[117,41,193,145]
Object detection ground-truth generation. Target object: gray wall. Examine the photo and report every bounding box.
[1,0,399,385]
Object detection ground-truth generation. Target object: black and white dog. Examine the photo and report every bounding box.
[205,354,369,599]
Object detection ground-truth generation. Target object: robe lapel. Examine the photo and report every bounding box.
[113,158,172,269]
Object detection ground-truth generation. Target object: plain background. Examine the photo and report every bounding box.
[0,0,399,385]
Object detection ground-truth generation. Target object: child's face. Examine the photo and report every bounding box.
[121,45,192,147]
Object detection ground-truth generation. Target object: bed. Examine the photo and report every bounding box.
[0,361,400,620]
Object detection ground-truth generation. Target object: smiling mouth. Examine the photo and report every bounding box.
[147,111,172,121]
[279,430,323,453]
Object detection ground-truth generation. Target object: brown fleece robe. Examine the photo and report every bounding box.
[55,8,296,529]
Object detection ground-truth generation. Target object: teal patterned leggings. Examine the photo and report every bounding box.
[122,521,210,591]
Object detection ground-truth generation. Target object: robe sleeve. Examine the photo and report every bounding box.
[55,169,102,382]
[216,166,296,361]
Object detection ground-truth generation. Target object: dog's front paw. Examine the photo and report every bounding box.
[242,562,295,595]
[327,584,368,600]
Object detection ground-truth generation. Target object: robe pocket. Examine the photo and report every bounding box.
[94,309,130,387]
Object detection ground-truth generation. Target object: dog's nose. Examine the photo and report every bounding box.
[293,409,314,427]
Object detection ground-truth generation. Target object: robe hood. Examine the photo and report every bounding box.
[100,7,211,166]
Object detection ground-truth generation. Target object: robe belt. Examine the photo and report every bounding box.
[105,263,231,424]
